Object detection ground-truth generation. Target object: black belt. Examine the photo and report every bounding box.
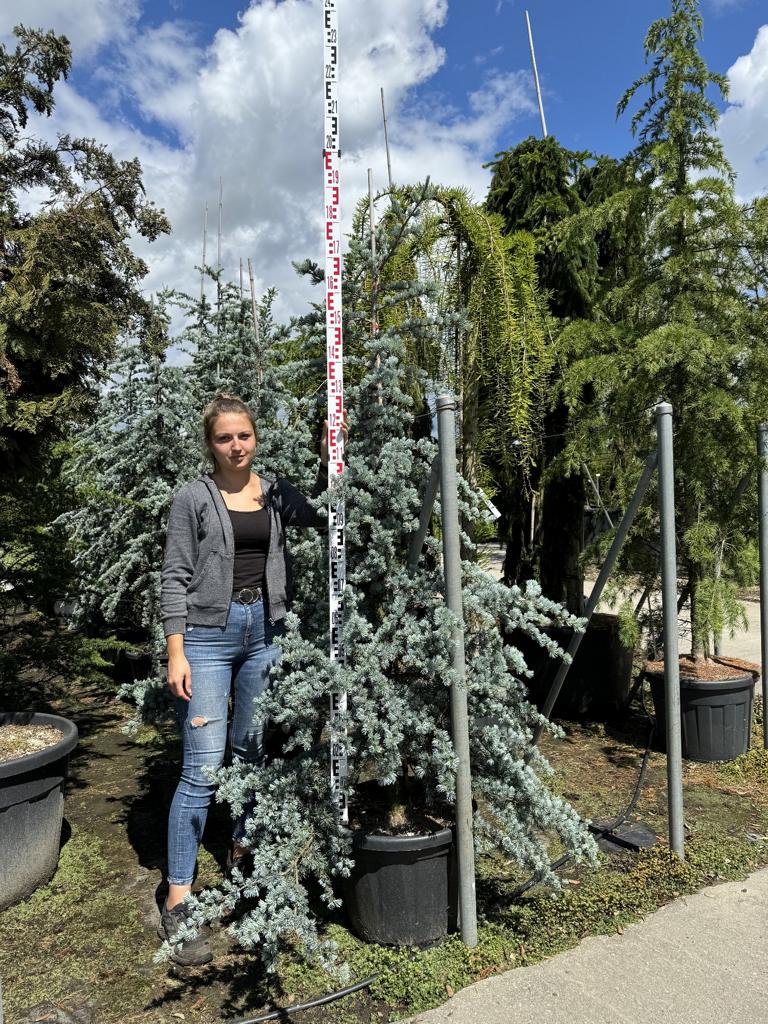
[232,587,263,605]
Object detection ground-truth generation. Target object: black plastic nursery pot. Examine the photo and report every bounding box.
[514,612,635,720]
[343,827,457,947]
[0,712,79,910]
[647,670,755,762]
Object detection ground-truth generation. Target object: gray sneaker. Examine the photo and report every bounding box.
[157,900,213,967]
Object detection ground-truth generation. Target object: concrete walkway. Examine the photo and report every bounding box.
[406,868,768,1024]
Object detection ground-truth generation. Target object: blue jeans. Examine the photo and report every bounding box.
[167,599,283,886]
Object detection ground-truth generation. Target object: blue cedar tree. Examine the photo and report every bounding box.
[171,186,596,970]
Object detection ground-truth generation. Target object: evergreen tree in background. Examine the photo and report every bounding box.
[57,299,193,707]
[171,186,596,971]
[0,25,169,697]
[0,25,169,473]
[557,0,766,657]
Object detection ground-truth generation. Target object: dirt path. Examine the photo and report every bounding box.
[0,685,283,1024]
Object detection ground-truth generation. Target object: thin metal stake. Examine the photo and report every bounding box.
[247,258,262,395]
[657,401,684,858]
[436,394,477,948]
[758,423,768,749]
[201,202,208,302]
[381,87,393,190]
[407,456,440,574]
[583,462,614,529]
[216,177,223,328]
[525,10,548,138]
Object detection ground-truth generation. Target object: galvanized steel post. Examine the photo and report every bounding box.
[436,394,477,947]
[657,402,684,858]
[758,423,768,749]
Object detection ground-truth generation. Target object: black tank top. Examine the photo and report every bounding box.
[228,507,270,594]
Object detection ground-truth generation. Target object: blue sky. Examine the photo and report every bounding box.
[2,1,766,315]
[62,0,766,160]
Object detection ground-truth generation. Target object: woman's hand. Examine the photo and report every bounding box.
[167,649,192,701]
[320,409,349,466]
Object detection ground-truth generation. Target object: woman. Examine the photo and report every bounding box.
[158,392,345,965]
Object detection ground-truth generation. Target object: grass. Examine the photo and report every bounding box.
[2,683,768,1023]
[0,828,157,1022]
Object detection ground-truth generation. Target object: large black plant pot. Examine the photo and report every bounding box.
[344,827,457,947]
[512,612,634,720]
[648,671,755,762]
[0,712,79,910]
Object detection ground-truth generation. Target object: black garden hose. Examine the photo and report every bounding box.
[228,973,382,1024]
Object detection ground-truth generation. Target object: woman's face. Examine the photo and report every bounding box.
[208,412,257,472]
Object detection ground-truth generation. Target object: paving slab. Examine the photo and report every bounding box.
[405,869,768,1024]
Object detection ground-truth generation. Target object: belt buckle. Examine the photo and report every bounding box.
[236,587,260,605]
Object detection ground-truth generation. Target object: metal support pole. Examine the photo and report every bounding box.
[529,450,658,749]
[407,456,440,575]
[758,423,768,749]
[201,202,208,302]
[436,394,477,948]
[657,402,684,858]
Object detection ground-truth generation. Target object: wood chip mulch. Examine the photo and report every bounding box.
[644,655,760,682]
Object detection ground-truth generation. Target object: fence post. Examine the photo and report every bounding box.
[436,394,477,947]
[656,401,684,858]
[758,423,768,749]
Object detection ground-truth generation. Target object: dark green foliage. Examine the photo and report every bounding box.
[557,0,764,656]
[0,25,170,705]
[0,25,170,472]
[487,136,597,319]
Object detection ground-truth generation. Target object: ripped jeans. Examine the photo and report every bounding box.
[167,599,283,886]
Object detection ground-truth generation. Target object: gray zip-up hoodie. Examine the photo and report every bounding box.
[160,466,328,637]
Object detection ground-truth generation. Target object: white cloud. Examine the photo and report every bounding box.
[11,0,535,323]
[720,24,768,199]
[0,0,140,58]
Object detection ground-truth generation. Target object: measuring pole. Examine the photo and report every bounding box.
[323,0,349,824]
[525,10,548,138]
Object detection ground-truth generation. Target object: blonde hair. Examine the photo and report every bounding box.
[202,393,258,449]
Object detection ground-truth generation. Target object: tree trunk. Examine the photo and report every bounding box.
[688,567,705,661]
[538,401,585,615]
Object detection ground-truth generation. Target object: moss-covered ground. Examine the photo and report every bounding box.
[2,680,767,1024]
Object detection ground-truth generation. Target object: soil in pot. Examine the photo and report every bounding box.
[0,725,63,764]
[0,713,79,910]
[343,780,458,947]
[646,656,759,763]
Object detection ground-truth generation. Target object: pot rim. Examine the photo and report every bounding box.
[0,712,79,779]
[342,825,454,853]
[644,668,756,691]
